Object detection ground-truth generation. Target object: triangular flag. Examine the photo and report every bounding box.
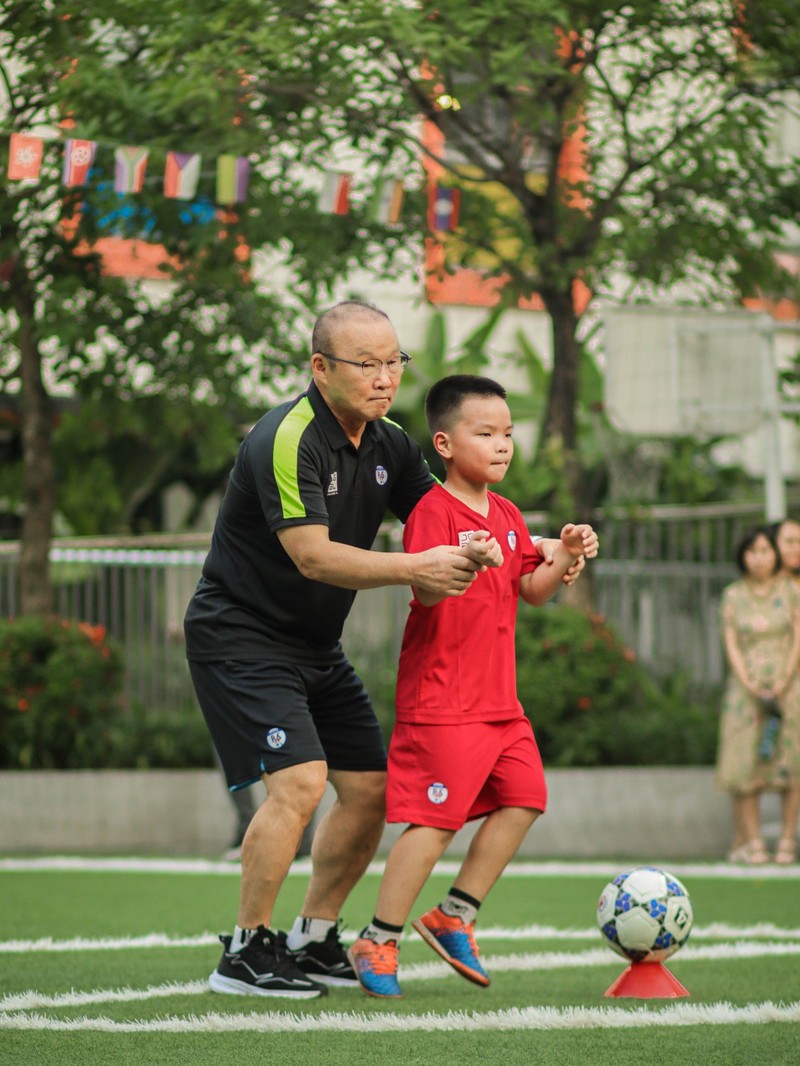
[164,151,202,200]
[318,172,350,215]
[62,138,96,187]
[369,178,404,224]
[427,184,460,232]
[114,146,149,194]
[216,155,249,205]
[7,133,44,181]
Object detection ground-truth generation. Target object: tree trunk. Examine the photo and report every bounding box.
[14,275,55,616]
[540,284,595,611]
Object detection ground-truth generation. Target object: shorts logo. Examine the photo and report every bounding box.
[427,781,448,805]
[507,530,517,551]
[375,465,388,486]
[326,472,338,496]
[266,727,286,749]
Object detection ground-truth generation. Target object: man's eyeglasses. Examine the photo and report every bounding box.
[318,351,412,379]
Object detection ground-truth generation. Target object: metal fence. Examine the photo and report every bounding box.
[0,502,762,709]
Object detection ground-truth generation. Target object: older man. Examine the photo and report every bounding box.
[185,299,577,997]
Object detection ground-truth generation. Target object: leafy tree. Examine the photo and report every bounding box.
[4,1,800,615]
[281,0,800,520]
[0,0,418,611]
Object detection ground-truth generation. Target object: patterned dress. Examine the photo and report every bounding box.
[716,576,800,793]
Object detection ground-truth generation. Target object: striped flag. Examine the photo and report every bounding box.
[164,151,202,200]
[114,146,149,194]
[318,172,350,215]
[427,184,461,232]
[216,154,250,205]
[369,178,404,225]
[62,138,97,187]
[7,133,44,181]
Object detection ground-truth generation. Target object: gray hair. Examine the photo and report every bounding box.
[311,300,390,357]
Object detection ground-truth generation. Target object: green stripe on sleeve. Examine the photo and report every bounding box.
[273,397,315,518]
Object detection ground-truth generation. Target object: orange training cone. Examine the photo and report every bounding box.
[604,960,690,999]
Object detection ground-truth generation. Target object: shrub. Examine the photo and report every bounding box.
[104,703,215,770]
[0,615,126,769]
[515,604,718,767]
[0,617,217,770]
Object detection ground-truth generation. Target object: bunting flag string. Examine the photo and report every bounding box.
[0,127,458,233]
[163,151,202,200]
[369,177,404,224]
[428,183,460,232]
[317,171,350,215]
[216,154,249,205]
[114,146,149,194]
[7,132,44,180]
[62,138,97,187]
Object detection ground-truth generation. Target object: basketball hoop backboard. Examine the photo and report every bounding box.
[602,306,776,438]
[601,304,785,520]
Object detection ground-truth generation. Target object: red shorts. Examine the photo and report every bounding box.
[385,716,547,830]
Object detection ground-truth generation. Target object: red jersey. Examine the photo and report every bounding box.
[395,484,542,724]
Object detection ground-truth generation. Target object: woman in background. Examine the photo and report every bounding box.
[717,525,800,864]
[769,517,800,862]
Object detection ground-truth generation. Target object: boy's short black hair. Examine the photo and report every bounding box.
[734,524,780,574]
[425,374,508,434]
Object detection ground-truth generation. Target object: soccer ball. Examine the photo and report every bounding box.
[596,866,694,963]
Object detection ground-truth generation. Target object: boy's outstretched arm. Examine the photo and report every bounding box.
[520,524,598,606]
[536,528,597,586]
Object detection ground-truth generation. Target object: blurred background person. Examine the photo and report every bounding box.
[771,516,800,861]
[717,525,800,865]
[774,517,800,579]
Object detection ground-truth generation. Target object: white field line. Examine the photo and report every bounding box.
[1,1000,799,1033]
[2,856,800,879]
[3,941,800,1015]
[2,922,800,955]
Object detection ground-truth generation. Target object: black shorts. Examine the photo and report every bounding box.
[188,654,387,790]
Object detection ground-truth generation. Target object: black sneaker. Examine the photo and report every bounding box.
[285,921,359,987]
[209,926,328,998]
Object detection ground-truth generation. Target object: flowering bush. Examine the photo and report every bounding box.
[0,615,126,769]
[515,605,717,766]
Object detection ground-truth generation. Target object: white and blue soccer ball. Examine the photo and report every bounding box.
[596,866,694,963]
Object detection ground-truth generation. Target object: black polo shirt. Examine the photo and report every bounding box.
[184,380,435,662]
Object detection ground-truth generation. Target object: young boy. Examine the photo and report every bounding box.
[347,374,598,998]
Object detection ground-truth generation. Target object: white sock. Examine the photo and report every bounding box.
[440,892,479,925]
[285,916,336,950]
[230,925,256,953]
[361,920,404,945]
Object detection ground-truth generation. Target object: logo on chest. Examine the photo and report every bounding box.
[375,465,388,486]
[326,471,338,496]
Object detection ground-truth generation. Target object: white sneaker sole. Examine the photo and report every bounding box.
[309,973,360,987]
[208,970,326,998]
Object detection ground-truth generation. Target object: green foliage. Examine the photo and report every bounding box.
[0,616,125,769]
[103,704,216,770]
[353,605,719,767]
[53,393,245,534]
[515,604,718,767]
[0,615,215,769]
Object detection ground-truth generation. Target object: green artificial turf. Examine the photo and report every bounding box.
[1,860,798,1066]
